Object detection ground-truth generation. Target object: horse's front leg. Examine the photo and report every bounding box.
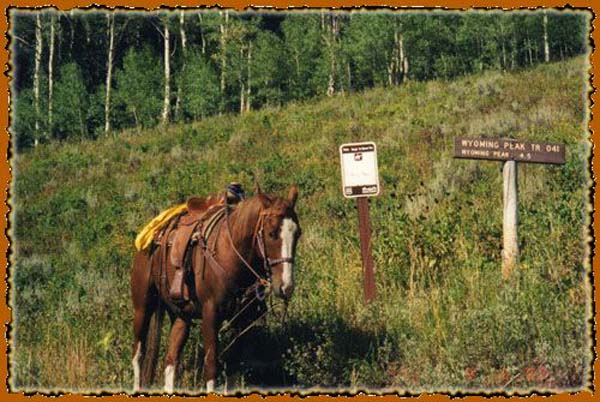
[163,316,191,393]
[201,301,219,393]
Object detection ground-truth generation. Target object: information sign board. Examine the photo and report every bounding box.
[339,142,381,198]
[454,137,565,164]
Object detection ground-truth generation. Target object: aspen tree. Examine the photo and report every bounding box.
[161,17,170,125]
[104,13,115,134]
[33,14,42,143]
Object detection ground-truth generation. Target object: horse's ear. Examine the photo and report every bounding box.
[288,185,299,208]
[257,193,271,208]
[254,179,262,195]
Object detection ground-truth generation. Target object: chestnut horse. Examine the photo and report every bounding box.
[130,185,300,393]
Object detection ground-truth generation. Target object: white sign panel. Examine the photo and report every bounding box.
[339,141,380,198]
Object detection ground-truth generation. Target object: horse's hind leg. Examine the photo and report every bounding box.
[132,299,158,392]
[131,251,157,392]
[201,301,219,393]
[132,309,147,391]
[163,316,191,393]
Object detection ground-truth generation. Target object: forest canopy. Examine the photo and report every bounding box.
[9,9,589,150]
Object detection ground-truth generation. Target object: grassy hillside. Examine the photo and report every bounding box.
[10,57,591,393]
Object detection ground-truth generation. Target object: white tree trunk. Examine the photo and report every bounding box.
[543,10,550,63]
[34,14,42,142]
[389,29,403,85]
[175,11,186,120]
[48,15,55,131]
[161,21,170,125]
[198,13,206,55]
[245,43,251,112]
[399,33,406,83]
[104,14,115,134]
[387,42,394,87]
[179,10,187,51]
[502,160,518,279]
[326,15,337,97]
[218,11,229,113]
[69,10,75,54]
[239,46,245,114]
[219,11,228,97]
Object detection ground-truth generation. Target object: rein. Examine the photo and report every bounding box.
[223,200,294,291]
[218,195,295,360]
[224,204,271,291]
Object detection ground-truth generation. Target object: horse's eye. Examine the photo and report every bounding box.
[269,229,279,240]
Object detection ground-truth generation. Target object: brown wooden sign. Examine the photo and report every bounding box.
[454,136,567,279]
[454,137,566,164]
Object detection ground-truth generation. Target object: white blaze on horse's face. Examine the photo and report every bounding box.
[280,218,298,297]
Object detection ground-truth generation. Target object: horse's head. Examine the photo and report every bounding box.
[255,185,301,299]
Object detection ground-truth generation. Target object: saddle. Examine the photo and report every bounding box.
[155,195,227,302]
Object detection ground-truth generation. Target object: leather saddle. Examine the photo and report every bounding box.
[158,195,226,301]
[169,196,211,269]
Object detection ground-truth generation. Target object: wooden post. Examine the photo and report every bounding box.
[340,141,380,302]
[357,197,376,302]
[502,160,518,279]
[454,137,565,279]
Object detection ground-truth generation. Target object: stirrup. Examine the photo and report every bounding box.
[169,268,185,301]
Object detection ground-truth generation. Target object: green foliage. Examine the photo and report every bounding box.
[10,10,590,147]
[345,14,397,87]
[12,73,49,148]
[52,62,90,139]
[11,58,591,393]
[87,84,107,138]
[250,31,286,107]
[12,88,37,150]
[114,47,163,131]
[281,14,323,100]
[177,49,220,121]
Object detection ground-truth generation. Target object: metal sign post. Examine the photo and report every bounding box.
[340,142,380,302]
[454,137,566,278]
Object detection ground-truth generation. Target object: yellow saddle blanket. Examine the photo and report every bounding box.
[134,203,188,251]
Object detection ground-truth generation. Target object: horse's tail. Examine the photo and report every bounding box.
[141,300,164,387]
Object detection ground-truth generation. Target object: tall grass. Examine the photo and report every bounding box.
[10,57,591,393]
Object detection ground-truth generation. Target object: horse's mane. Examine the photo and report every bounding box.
[227,195,266,244]
[228,192,291,243]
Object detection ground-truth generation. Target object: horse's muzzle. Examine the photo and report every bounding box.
[278,282,294,299]
[271,280,294,299]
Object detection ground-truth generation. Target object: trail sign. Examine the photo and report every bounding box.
[454,137,566,278]
[340,142,380,198]
[454,137,565,164]
[339,141,379,303]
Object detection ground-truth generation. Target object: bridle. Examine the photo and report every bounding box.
[217,197,295,356]
[255,210,296,270]
[224,202,296,296]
